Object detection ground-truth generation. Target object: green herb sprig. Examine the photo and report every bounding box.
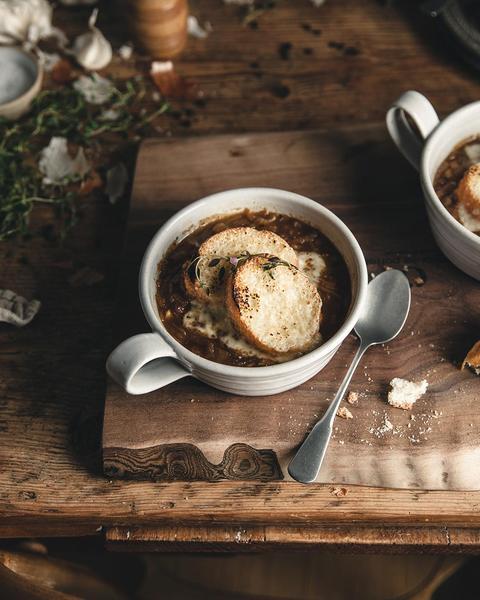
[0,78,169,241]
[186,252,301,294]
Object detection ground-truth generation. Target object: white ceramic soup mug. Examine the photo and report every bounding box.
[386,90,480,281]
[106,188,368,396]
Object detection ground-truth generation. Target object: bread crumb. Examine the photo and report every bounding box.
[461,340,480,375]
[414,276,425,286]
[347,391,359,405]
[337,406,353,419]
[330,486,347,497]
[388,378,428,410]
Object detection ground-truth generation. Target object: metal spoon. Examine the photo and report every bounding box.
[288,269,411,484]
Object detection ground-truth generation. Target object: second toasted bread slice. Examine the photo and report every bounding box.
[457,163,480,214]
[226,255,322,355]
[184,227,298,303]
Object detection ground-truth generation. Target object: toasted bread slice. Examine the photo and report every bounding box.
[184,227,298,303]
[457,163,480,216]
[226,255,322,355]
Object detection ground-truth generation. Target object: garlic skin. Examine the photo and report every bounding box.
[72,9,112,71]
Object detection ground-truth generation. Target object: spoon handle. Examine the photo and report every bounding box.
[288,342,368,484]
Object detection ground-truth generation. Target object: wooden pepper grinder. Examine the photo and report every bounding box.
[128,0,188,59]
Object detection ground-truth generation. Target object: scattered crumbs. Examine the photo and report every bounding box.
[414,276,425,286]
[410,414,416,421]
[369,413,394,437]
[403,264,409,271]
[360,438,373,446]
[337,406,353,420]
[347,391,359,405]
[190,398,195,403]
[330,486,347,497]
[338,440,345,445]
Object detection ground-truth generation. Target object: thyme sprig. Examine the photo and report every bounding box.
[0,78,169,241]
[186,251,300,293]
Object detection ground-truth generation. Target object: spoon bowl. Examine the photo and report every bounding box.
[355,269,411,346]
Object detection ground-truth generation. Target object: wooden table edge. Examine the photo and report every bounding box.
[104,524,480,554]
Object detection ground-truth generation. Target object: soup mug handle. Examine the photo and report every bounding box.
[386,90,440,171]
[106,333,191,395]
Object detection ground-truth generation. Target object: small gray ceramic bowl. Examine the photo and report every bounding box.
[0,47,43,120]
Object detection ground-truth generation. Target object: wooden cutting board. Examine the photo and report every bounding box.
[102,128,480,490]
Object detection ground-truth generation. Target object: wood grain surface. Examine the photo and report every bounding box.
[2,0,480,547]
[103,131,480,490]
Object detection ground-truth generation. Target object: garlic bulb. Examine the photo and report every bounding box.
[0,0,54,44]
[72,9,112,71]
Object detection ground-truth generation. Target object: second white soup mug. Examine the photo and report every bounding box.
[387,90,480,281]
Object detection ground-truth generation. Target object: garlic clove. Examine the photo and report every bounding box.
[72,9,112,71]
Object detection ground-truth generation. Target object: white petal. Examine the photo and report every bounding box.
[187,16,212,39]
[38,137,90,185]
[0,289,40,327]
[73,73,114,104]
[118,44,133,60]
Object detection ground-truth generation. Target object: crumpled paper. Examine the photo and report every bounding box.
[0,289,40,326]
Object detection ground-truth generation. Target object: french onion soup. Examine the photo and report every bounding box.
[434,137,480,235]
[156,210,351,367]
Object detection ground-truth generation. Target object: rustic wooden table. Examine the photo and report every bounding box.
[2,0,480,552]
